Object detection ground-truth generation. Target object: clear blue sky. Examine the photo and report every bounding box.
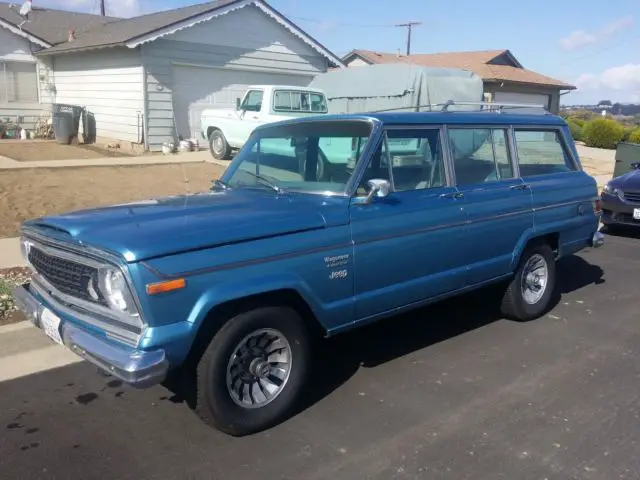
[48,0,640,104]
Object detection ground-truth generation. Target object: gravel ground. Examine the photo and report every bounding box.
[0,267,30,326]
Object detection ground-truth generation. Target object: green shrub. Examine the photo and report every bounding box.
[627,128,640,144]
[582,118,625,149]
[567,119,583,142]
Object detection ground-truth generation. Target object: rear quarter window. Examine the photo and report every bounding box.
[514,129,577,177]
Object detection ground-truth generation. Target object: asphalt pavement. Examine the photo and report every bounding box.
[1,230,639,480]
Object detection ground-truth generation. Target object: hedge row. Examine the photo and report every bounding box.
[565,115,640,149]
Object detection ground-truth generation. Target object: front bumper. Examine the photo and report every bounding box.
[601,194,640,227]
[13,283,169,388]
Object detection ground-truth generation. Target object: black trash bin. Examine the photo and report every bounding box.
[52,103,84,144]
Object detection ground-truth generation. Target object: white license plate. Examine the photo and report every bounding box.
[41,308,63,345]
[634,208,640,220]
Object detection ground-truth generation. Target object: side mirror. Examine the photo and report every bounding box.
[235,97,241,110]
[355,179,391,205]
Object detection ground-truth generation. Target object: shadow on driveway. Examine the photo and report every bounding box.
[165,254,605,427]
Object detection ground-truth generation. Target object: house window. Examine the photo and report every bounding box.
[0,61,39,103]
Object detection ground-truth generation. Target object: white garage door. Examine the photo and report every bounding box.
[172,65,314,139]
[493,91,550,110]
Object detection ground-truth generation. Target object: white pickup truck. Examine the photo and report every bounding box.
[200,85,329,160]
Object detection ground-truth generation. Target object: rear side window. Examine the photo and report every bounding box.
[273,90,328,113]
[447,128,514,186]
[514,129,576,177]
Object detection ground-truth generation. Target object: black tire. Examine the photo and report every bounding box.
[500,243,556,321]
[194,306,310,436]
[209,128,231,160]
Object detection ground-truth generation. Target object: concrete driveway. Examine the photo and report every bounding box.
[0,231,638,480]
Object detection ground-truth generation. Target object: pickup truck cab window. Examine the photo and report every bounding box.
[514,129,577,177]
[447,128,514,184]
[241,89,264,112]
[223,119,373,194]
[272,90,328,113]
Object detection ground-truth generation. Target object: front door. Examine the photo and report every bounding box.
[350,127,469,321]
[445,126,534,285]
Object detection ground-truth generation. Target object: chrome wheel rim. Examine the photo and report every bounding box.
[226,328,292,409]
[213,135,224,155]
[521,253,548,305]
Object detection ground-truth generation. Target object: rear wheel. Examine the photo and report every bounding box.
[194,306,310,436]
[500,243,556,321]
[209,129,231,160]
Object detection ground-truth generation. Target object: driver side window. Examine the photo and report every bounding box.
[357,128,445,194]
[241,90,264,112]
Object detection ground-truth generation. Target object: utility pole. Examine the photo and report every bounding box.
[395,21,422,56]
[100,0,106,16]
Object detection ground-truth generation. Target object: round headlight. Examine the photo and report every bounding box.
[99,268,133,313]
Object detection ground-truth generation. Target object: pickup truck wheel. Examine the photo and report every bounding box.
[500,244,556,321]
[209,129,231,160]
[194,306,310,436]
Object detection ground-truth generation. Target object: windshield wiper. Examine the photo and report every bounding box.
[242,171,284,193]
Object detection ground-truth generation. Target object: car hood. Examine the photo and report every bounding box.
[23,190,331,262]
[617,168,640,190]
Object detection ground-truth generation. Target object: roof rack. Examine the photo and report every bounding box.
[368,100,550,115]
[438,100,549,113]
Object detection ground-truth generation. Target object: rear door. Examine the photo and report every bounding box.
[512,127,593,253]
[446,125,534,285]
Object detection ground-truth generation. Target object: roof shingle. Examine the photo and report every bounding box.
[345,49,575,89]
[0,2,118,45]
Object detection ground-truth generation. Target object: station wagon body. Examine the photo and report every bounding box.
[14,106,604,436]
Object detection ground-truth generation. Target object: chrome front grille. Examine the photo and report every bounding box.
[28,246,106,306]
[622,191,640,204]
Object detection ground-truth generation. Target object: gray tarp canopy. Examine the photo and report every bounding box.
[308,63,485,114]
[309,64,488,157]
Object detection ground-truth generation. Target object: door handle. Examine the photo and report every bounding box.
[509,184,530,191]
[440,191,464,199]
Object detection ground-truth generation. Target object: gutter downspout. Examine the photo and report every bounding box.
[140,45,150,151]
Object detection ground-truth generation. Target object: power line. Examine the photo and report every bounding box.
[395,21,422,56]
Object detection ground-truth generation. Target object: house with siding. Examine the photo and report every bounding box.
[0,0,343,151]
[341,49,575,114]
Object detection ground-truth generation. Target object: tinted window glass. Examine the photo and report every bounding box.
[514,129,575,176]
[448,128,514,185]
[358,129,445,194]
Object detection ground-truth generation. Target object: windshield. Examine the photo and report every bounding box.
[222,120,374,195]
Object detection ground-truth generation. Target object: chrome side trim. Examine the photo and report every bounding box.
[142,198,592,280]
[13,284,168,388]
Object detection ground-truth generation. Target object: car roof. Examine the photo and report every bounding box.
[254,110,567,132]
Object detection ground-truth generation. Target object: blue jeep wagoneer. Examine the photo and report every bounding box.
[14,104,604,436]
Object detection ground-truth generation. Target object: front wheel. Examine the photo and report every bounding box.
[209,128,231,160]
[194,306,310,436]
[500,243,556,321]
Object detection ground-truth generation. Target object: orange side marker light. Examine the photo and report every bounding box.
[146,278,186,295]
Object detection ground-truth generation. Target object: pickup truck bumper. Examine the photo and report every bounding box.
[13,283,169,388]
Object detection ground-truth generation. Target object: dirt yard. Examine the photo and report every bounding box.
[0,140,136,161]
[0,163,225,238]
